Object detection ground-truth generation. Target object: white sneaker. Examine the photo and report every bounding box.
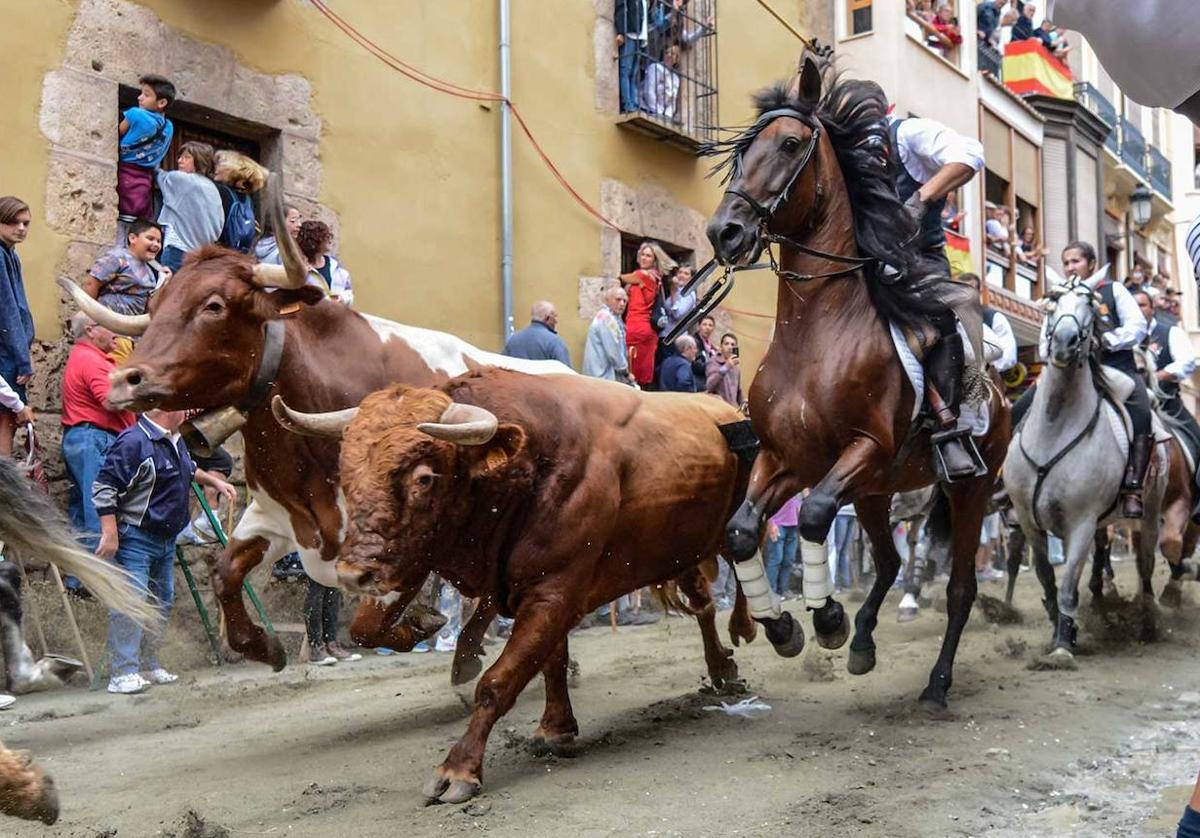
[107,673,149,695]
[190,514,217,543]
[142,668,178,685]
[435,635,457,653]
[0,694,15,710]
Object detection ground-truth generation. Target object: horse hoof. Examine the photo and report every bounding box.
[450,655,483,687]
[763,612,805,658]
[815,610,850,650]
[266,635,288,673]
[530,732,579,758]
[1036,647,1078,671]
[1160,582,1183,609]
[846,645,876,675]
[441,779,482,805]
[716,656,741,686]
[897,606,919,623]
[918,696,951,719]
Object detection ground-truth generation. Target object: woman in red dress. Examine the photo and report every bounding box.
[621,241,675,387]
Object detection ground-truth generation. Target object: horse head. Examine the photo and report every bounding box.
[1044,278,1098,369]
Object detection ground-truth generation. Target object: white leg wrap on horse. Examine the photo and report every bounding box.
[733,556,781,620]
[802,538,833,609]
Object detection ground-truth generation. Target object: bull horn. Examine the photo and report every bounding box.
[56,277,149,336]
[417,402,498,445]
[271,395,358,438]
[251,173,309,290]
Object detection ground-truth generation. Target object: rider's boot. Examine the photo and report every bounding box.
[1120,433,1153,519]
[925,331,986,482]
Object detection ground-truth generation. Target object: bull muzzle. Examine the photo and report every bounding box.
[181,407,249,458]
[336,559,385,596]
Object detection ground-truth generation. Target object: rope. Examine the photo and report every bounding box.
[306,0,622,231]
[752,0,818,50]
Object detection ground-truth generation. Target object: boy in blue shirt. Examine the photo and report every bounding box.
[93,409,234,695]
[117,74,175,241]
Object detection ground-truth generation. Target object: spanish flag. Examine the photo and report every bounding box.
[1001,40,1073,100]
[944,230,973,277]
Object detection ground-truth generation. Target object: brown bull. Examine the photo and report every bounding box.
[278,369,771,803]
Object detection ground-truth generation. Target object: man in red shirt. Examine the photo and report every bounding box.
[61,312,134,590]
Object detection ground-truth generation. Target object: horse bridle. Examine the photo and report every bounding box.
[1044,284,1097,368]
[722,108,876,283]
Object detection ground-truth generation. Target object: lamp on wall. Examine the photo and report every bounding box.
[1130,182,1153,228]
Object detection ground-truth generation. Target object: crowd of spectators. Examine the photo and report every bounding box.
[974,0,1070,63]
[615,0,713,125]
[908,1,963,60]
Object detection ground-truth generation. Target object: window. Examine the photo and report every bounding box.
[847,0,872,36]
[118,86,266,169]
[614,0,718,151]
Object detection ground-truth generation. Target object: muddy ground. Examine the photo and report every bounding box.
[7,559,1200,838]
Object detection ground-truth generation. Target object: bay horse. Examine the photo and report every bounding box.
[704,57,1011,711]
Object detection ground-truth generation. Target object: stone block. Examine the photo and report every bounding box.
[161,30,236,109]
[592,5,619,113]
[26,339,70,414]
[578,276,617,321]
[64,0,168,81]
[39,69,119,159]
[273,75,321,136]
[44,151,117,243]
[280,134,321,199]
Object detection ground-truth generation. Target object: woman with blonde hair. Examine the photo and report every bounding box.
[213,150,267,253]
[621,240,676,387]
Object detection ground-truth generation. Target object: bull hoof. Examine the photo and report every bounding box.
[762,611,805,658]
[32,775,58,825]
[266,635,287,673]
[1160,580,1184,609]
[846,644,876,675]
[450,655,483,687]
[814,604,849,650]
[423,769,482,805]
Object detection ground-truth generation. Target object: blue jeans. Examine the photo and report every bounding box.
[833,515,857,589]
[764,524,799,595]
[62,424,117,589]
[160,245,186,273]
[618,36,642,112]
[107,524,176,677]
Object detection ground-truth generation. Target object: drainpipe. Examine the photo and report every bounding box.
[499,0,515,340]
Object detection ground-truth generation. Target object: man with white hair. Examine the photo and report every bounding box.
[60,312,134,590]
[582,285,634,383]
[502,300,571,366]
[659,334,698,392]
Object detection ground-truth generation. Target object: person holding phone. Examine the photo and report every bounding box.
[705,331,742,408]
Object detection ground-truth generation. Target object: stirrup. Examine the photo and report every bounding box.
[1120,491,1144,520]
[930,426,987,482]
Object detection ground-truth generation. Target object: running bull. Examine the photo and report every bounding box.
[274,368,803,803]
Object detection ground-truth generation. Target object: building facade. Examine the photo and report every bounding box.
[2,0,835,381]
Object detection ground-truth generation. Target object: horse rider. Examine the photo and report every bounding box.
[960,272,1018,374]
[1134,288,1200,523]
[1010,241,1153,518]
[886,107,986,480]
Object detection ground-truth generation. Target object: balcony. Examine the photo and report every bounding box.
[1120,117,1149,181]
[978,41,1002,78]
[1074,81,1118,154]
[1148,145,1172,199]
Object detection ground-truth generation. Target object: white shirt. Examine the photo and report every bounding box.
[1048,0,1200,109]
[888,116,985,185]
[0,372,24,414]
[1103,280,1148,353]
[1149,317,1197,382]
[985,309,1018,372]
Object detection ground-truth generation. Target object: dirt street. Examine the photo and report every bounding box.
[6,561,1200,838]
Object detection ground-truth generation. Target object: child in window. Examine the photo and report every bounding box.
[83,218,167,318]
[117,75,175,241]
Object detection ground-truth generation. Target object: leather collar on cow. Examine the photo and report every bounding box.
[180,318,287,456]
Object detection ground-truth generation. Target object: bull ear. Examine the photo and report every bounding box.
[267,285,328,312]
[467,424,527,479]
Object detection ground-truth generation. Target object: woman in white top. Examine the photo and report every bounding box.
[156,141,224,272]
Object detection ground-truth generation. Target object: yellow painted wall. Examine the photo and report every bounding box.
[3,0,821,379]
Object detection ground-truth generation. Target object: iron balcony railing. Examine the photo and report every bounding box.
[977,41,1002,78]
[1074,81,1117,154]
[1120,117,1149,180]
[1148,145,1172,199]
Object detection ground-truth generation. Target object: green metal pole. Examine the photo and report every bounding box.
[177,546,223,666]
[191,483,276,638]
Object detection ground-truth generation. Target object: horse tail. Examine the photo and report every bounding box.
[0,459,156,625]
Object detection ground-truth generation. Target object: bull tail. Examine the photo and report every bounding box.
[654,579,707,618]
[0,459,156,625]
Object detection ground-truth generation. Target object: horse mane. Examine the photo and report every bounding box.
[704,63,971,332]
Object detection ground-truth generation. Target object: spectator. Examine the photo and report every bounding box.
[83,218,168,317]
[692,313,717,391]
[156,141,224,272]
[254,203,301,266]
[663,264,698,337]
[0,373,32,430]
[1010,1,1037,41]
[213,151,267,254]
[941,192,965,233]
[764,494,801,597]
[0,195,34,457]
[1043,21,1071,60]
[94,409,236,694]
[985,205,1012,255]
[928,4,963,56]
[622,241,675,387]
[649,0,712,57]
[117,74,175,243]
[503,301,571,366]
[60,312,134,581]
[614,0,650,113]
[643,42,682,121]
[582,286,634,383]
[304,574,364,666]
[296,220,354,306]
[1016,225,1049,267]
[831,505,858,591]
[977,0,1001,44]
[706,332,743,408]
[660,335,698,392]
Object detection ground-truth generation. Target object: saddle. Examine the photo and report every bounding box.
[1095,365,1171,461]
[890,317,991,433]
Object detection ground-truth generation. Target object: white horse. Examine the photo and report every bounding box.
[1003,275,1168,666]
